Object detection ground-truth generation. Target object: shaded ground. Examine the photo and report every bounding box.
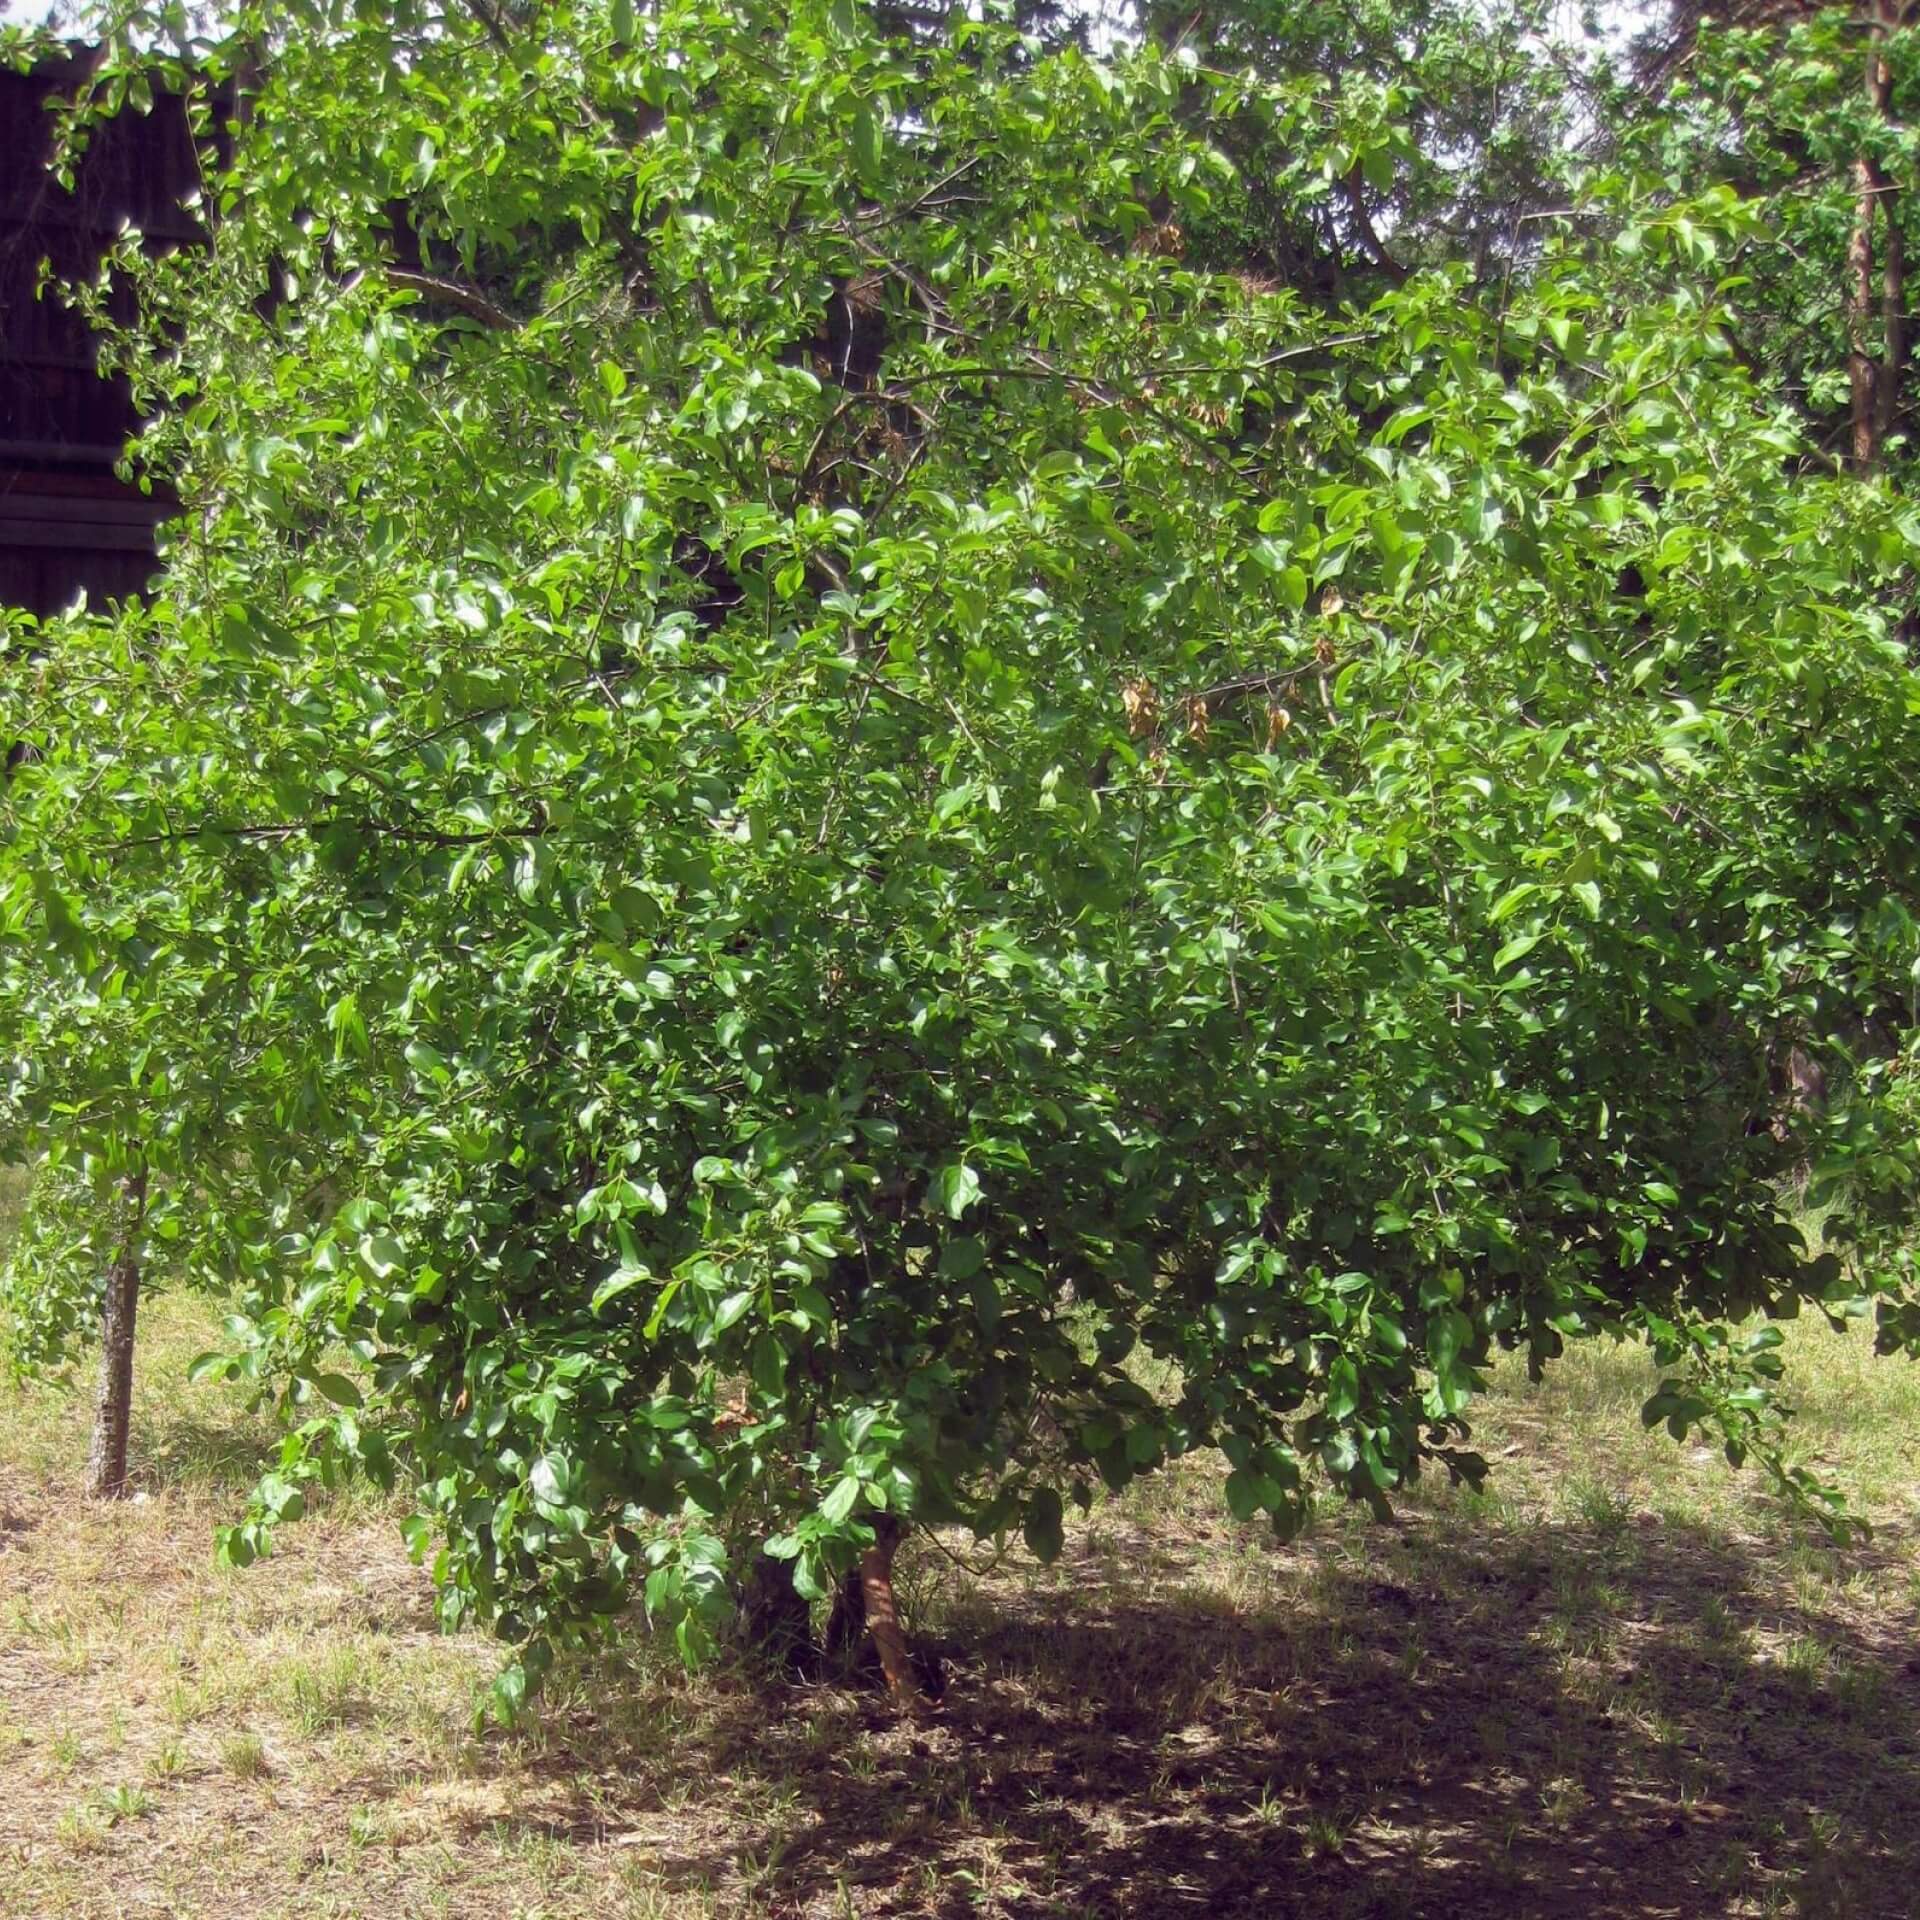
[3,1288,1918,1918]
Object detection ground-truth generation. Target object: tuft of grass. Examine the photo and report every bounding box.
[1558,1474,1636,1541]
[95,1783,154,1824]
[53,1804,110,1855]
[279,1644,370,1733]
[218,1731,272,1780]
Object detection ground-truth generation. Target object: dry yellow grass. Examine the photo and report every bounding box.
[2,1271,1918,1918]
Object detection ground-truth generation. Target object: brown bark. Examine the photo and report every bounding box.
[383,268,517,332]
[858,1521,931,1713]
[1851,6,1905,469]
[819,1522,938,1711]
[823,1561,867,1662]
[84,1167,148,1501]
[1871,14,1905,452]
[1344,167,1408,284]
[822,1516,935,1712]
[1850,153,1881,469]
[1880,178,1905,450]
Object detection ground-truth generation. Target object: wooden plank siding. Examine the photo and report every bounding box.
[0,50,203,615]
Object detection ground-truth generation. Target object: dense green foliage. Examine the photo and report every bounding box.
[4,0,1920,1706]
[1620,2,1920,471]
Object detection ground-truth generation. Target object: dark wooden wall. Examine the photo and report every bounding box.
[0,51,202,616]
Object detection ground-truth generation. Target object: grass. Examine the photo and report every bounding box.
[2,1268,1919,1916]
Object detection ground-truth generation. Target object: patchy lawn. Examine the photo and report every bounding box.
[3,1277,1918,1919]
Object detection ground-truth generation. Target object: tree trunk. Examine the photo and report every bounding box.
[820,1516,934,1712]
[1871,10,1904,453]
[84,1168,147,1502]
[1879,177,1904,451]
[823,1560,867,1662]
[1850,148,1881,471]
[857,1518,931,1714]
[1850,5,1903,470]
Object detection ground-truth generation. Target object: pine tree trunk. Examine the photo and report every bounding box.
[84,1169,147,1502]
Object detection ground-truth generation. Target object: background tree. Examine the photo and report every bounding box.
[1133,0,1603,296]
[0,584,348,1496]
[1623,1,1920,471]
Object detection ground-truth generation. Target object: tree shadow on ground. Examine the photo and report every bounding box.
[133,1406,281,1495]
[488,1503,1920,1919]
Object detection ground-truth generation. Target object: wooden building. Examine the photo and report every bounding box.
[0,50,201,615]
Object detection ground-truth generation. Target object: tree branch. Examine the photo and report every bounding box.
[110,815,549,852]
[453,0,515,54]
[1344,167,1408,283]
[385,267,518,331]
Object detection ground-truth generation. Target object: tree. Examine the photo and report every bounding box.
[1622,2,1920,472]
[6,0,1920,1712]
[0,582,338,1496]
[1135,0,1600,295]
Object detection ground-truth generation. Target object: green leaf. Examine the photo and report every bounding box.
[404,1040,451,1086]
[359,1234,405,1280]
[939,1236,986,1280]
[1326,1356,1359,1422]
[750,1332,788,1394]
[1492,932,1542,973]
[712,1288,758,1334]
[1428,1308,1472,1373]
[529,1454,571,1505]
[972,1273,1003,1335]
[591,1264,652,1314]
[930,1163,983,1220]
[1022,1487,1065,1564]
[1224,1467,1275,1522]
[851,104,882,186]
[490,1663,529,1727]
